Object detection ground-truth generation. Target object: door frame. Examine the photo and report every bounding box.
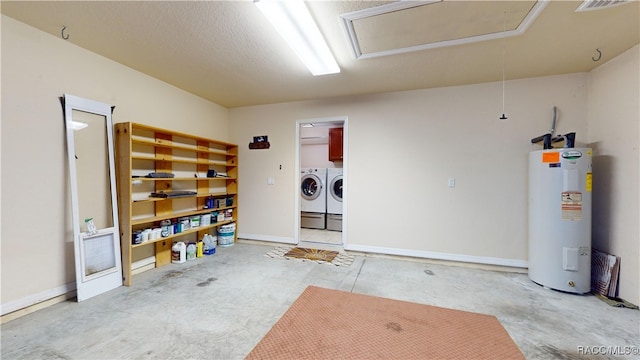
[63,94,123,301]
[295,116,348,245]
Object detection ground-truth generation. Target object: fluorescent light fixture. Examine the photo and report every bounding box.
[255,0,340,76]
[71,121,89,131]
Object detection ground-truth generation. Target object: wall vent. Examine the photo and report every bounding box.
[576,0,628,12]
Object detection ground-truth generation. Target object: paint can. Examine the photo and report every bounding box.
[217,223,235,247]
[161,220,171,237]
[141,229,151,242]
[132,230,143,245]
[179,217,190,231]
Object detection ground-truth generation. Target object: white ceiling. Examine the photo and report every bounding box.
[2,0,638,108]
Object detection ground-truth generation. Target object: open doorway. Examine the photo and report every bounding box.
[295,116,347,248]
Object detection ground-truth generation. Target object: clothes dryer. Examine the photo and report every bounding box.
[326,167,343,231]
[300,168,326,229]
[326,168,343,214]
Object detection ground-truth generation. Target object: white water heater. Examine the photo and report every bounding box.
[528,148,592,293]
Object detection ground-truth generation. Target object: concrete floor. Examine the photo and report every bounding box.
[2,241,638,359]
[299,228,343,245]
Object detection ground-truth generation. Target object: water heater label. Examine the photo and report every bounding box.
[586,172,592,192]
[542,152,560,163]
[562,150,583,160]
[561,191,582,221]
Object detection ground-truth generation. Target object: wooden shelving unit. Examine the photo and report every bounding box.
[114,122,238,285]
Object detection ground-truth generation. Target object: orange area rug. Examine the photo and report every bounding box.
[246,286,524,360]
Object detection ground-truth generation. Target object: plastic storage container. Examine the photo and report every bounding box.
[171,242,186,264]
[186,243,196,260]
[203,234,217,255]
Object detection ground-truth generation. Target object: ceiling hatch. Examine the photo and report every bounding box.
[340,0,548,59]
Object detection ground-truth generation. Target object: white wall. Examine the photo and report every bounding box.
[301,143,333,169]
[300,125,339,169]
[1,16,229,314]
[230,73,590,266]
[587,45,639,305]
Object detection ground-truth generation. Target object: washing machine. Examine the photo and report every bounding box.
[326,167,343,231]
[300,168,326,229]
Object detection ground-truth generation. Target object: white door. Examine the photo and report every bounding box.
[63,94,122,301]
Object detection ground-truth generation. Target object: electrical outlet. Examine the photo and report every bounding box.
[448,177,455,188]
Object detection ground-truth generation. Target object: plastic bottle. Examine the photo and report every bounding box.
[196,240,203,258]
[186,243,196,261]
[203,234,216,255]
[172,242,186,264]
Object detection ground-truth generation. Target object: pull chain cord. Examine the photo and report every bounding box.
[500,11,508,120]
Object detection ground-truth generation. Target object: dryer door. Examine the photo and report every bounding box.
[301,174,322,200]
[330,175,343,202]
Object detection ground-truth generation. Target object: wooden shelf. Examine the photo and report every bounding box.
[132,193,236,204]
[131,137,233,157]
[115,122,239,286]
[131,205,237,226]
[132,177,237,181]
[131,155,232,166]
[131,220,236,249]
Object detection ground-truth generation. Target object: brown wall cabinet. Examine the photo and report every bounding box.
[328,127,343,161]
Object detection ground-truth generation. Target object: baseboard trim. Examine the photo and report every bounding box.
[344,244,528,269]
[238,235,528,269]
[238,233,296,244]
[1,282,76,317]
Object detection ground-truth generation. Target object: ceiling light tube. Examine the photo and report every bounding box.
[255,0,340,76]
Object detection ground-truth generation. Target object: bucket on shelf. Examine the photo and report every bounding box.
[217,223,236,247]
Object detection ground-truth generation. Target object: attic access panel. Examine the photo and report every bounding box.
[341,0,547,59]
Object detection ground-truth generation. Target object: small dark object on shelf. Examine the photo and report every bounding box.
[145,172,175,178]
[150,190,197,198]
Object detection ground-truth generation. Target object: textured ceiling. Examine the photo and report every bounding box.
[346,0,537,56]
[2,1,638,108]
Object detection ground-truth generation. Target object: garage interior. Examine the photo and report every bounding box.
[1,1,639,358]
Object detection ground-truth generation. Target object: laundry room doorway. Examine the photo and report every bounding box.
[295,116,347,247]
